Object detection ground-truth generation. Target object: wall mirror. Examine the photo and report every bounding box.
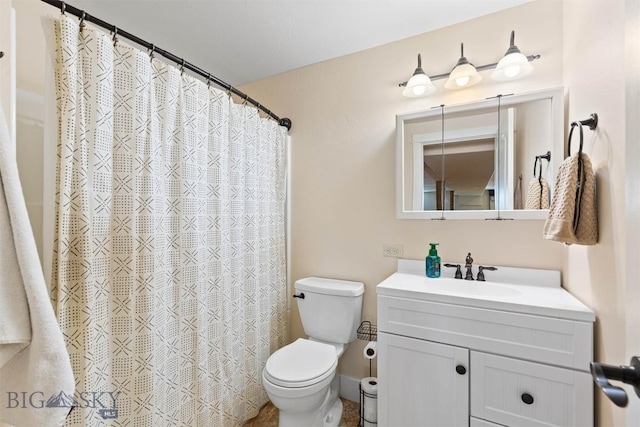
[396,87,563,220]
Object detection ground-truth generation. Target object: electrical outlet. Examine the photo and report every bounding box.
[383,244,404,258]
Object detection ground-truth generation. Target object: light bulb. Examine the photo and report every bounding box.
[504,64,520,78]
[412,85,426,96]
[444,45,481,90]
[455,75,470,87]
[491,31,534,81]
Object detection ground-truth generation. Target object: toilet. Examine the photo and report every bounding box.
[262,277,364,427]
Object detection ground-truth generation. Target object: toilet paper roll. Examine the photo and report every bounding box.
[363,341,377,360]
[360,377,378,426]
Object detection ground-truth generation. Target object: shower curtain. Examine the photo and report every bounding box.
[51,16,288,426]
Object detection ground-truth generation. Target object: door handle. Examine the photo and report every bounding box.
[590,356,640,407]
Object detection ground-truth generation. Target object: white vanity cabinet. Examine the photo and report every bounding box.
[376,261,595,427]
[378,332,469,426]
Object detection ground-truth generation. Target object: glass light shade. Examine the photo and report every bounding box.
[402,72,435,98]
[491,51,533,81]
[445,62,482,89]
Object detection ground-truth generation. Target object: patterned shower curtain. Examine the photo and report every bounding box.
[51,16,288,426]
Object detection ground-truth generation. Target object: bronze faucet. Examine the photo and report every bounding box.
[464,253,474,280]
[477,266,498,282]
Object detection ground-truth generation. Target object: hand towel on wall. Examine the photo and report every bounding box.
[525,176,550,209]
[0,105,75,426]
[543,152,598,245]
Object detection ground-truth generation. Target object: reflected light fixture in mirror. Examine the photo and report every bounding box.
[491,31,534,81]
[445,43,482,90]
[402,54,436,98]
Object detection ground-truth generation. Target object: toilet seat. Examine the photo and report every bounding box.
[264,338,337,388]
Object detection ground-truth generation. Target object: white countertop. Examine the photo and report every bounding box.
[376,260,595,322]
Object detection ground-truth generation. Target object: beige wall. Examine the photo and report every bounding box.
[12,0,54,263]
[241,0,566,382]
[562,0,629,425]
[624,0,640,424]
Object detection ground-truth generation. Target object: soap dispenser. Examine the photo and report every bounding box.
[426,243,441,278]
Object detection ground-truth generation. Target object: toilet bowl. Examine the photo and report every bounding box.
[262,277,364,427]
[262,339,340,426]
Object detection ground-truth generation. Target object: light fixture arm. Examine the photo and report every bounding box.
[413,53,425,76]
[454,43,471,67]
[504,30,521,56]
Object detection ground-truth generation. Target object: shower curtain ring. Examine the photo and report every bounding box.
[206,73,211,87]
[149,44,155,61]
[79,11,86,29]
[180,59,185,74]
[60,1,66,15]
[242,94,248,105]
[112,27,118,46]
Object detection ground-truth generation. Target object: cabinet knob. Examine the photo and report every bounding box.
[521,393,534,405]
[455,365,466,375]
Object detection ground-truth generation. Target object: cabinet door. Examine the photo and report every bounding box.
[470,418,506,427]
[378,332,469,427]
[470,352,593,427]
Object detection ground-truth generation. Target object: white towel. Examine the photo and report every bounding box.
[0,172,31,365]
[0,105,75,426]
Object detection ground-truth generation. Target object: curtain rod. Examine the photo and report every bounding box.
[40,0,292,131]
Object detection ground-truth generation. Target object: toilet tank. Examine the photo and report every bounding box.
[294,277,364,344]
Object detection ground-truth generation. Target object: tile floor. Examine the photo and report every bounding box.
[244,398,360,427]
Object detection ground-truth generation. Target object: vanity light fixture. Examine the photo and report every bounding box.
[399,30,540,97]
[444,43,482,89]
[491,30,534,81]
[402,54,436,98]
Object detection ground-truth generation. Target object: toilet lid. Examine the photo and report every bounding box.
[265,339,337,387]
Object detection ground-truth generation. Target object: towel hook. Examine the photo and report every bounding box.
[533,157,540,179]
[568,113,598,156]
[578,113,598,131]
[568,120,585,157]
[536,151,551,162]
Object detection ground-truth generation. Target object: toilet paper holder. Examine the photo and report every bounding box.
[357,322,379,426]
[359,377,378,427]
[357,321,377,342]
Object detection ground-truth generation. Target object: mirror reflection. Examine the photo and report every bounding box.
[397,88,562,220]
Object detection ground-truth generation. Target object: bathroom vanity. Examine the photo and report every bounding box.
[376,260,595,427]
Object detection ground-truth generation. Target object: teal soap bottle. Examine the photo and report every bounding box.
[426,243,441,278]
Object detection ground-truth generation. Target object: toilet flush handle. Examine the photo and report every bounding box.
[293,292,305,299]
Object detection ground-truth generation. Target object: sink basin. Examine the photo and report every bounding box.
[376,260,596,322]
[427,277,524,297]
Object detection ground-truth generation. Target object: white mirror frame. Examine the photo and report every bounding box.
[396,87,564,220]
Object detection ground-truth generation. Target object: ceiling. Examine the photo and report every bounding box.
[70,0,534,86]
